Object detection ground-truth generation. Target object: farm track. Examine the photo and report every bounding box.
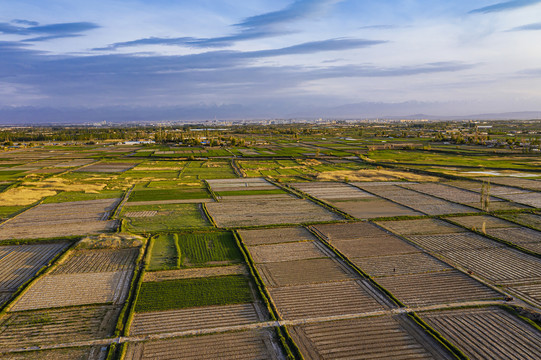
[507,282,541,307]
[422,307,541,359]
[0,243,68,292]
[11,270,133,310]
[52,248,139,274]
[130,303,261,336]
[376,271,503,307]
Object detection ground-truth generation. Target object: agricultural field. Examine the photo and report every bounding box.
[124,329,285,360]
[1,125,541,359]
[0,198,119,240]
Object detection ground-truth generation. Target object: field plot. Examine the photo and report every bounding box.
[437,248,541,284]
[0,243,68,301]
[354,184,476,215]
[0,346,106,360]
[499,212,541,231]
[352,252,452,277]
[500,192,541,208]
[124,329,284,360]
[130,303,262,335]
[52,159,96,168]
[144,265,247,282]
[313,222,419,258]
[206,198,341,227]
[127,188,211,203]
[378,218,468,235]
[290,315,451,360]
[290,181,375,200]
[330,197,422,219]
[11,270,132,310]
[180,160,237,180]
[207,177,278,192]
[376,271,503,307]
[76,162,138,173]
[487,176,541,191]
[508,282,541,307]
[256,258,355,287]
[484,227,541,253]
[238,227,317,245]
[407,233,503,252]
[248,241,328,263]
[51,248,139,274]
[0,198,119,240]
[449,180,530,196]
[123,210,157,217]
[401,182,504,207]
[135,275,253,312]
[448,215,518,230]
[0,305,119,349]
[422,307,541,359]
[122,203,210,232]
[268,281,385,320]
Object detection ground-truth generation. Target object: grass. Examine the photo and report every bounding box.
[148,234,178,271]
[42,190,124,203]
[122,203,211,232]
[134,275,253,312]
[128,188,210,202]
[0,205,26,219]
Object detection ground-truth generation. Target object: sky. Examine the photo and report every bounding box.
[1,0,541,122]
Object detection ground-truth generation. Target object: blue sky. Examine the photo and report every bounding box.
[1,0,541,120]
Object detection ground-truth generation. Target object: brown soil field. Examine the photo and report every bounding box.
[290,315,452,360]
[407,233,503,252]
[290,182,375,200]
[313,222,398,241]
[76,162,138,173]
[360,185,476,215]
[487,177,541,191]
[206,198,342,227]
[11,270,132,310]
[256,258,355,287]
[378,218,468,235]
[130,303,262,335]
[402,182,502,205]
[487,227,541,245]
[422,307,541,359]
[328,236,418,258]
[52,248,139,274]
[508,282,541,306]
[143,265,248,282]
[238,227,317,246]
[463,201,528,211]
[207,178,276,191]
[123,210,158,218]
[0,243,68,293]
[248,241,328,263]
[127,198,214,206]
[0,347,106,360]
[376,271,503,307]
[124,329,285,360]
[500,192,541,208]
[218,194,295,202]
[352,252,452,277]
[448,215,518,229]
[0,305,119,349]
[0,198,119,240]
[268,281,386,320]
[437,248,541,284]
[450,180,531,196]
[329,198,422,218]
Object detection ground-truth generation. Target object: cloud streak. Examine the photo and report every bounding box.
[98,0,343,50]
[469,0,541,14]
[0,20,99,42]
[508,22,541,31]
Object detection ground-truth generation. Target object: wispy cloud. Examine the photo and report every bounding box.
[469,0,541,14]
[98,0,344,50]
[507,22,541,31]
[0,20,99,42]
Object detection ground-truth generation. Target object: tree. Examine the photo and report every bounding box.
[480,180,491,212]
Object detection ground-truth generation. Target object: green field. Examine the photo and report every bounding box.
[148,231,242,269]
[42,190,124,203]
[122,203,211,232]
[128,188,210,202]
[135,275,253,312]
[181,161,237,180]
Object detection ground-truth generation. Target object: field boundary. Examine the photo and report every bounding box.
[200,203,217,228]
[110,185,135,220]
[233,230,304,360]
[203,180,219,202]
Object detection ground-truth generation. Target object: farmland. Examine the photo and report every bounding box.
[0,123,540,359]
